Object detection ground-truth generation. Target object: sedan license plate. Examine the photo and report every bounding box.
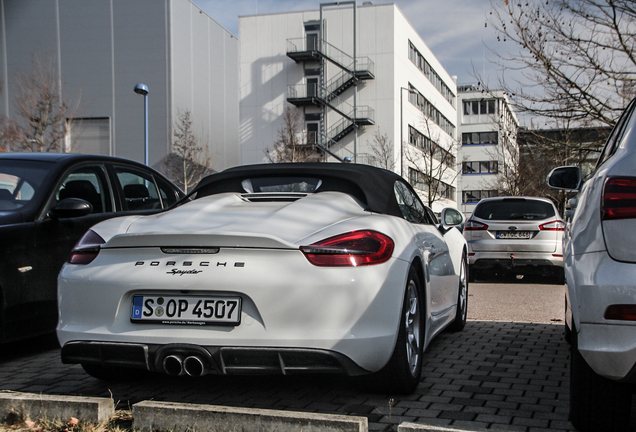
[131,295,241,325]
[496,231,532,239]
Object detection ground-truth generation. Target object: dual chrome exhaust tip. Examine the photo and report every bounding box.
[162,354,207,377]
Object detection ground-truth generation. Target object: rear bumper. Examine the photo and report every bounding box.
[469,254,563,272]
[61,340,367,376]
[571,250,636,381]
[57,247,409,373]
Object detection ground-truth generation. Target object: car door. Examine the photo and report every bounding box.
[393,181,455,316]
[110,163,180,214]
[33,162,116,330]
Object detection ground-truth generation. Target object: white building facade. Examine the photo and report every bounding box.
[239,3,458,212]
[457,86,519,215]
[0,0,239,171]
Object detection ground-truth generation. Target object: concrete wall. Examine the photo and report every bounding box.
[0,0,238,171]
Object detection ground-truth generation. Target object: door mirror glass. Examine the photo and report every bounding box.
[547,166,582,191]
[441,207,465,232]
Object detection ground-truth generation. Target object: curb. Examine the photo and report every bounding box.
[0,392,489,432]
[399,423,488,432]
[133,400,367,432]
[0,392,113,423]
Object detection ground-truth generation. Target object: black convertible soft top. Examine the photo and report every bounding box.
[192,163,419,218]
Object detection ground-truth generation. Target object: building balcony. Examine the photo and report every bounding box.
[287,84,374,126]
[286,37,375,80]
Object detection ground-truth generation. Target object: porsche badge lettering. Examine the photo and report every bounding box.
[166,269,203,276]
[134,261,246,274]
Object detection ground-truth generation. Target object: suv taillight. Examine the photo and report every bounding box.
[69,229,106,264]
[539,220,565,231]
[602,176,636,221]
[464,220,488,230]
[300,230,394,267]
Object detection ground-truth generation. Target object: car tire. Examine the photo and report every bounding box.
[365,266,424,394]
[569,330,631,432]
[81,363,148,381]
[564,296,572,344]
[468,264,476,283]
[552,267,565,285]
[564,322,572,344]
[447,253,468,332]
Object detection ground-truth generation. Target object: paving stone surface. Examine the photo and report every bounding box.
[0,321,578,431]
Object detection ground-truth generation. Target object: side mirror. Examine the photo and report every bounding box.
[440,207,466,233]
[564,198,579,221]
[568,198,579,208]
[547,166,582,191]
[48,198,93,219]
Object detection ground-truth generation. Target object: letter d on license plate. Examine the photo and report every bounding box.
[131,295,241,325]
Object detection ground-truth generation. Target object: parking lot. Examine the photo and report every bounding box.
[0,279,586,432]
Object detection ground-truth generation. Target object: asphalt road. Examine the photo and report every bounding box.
[1,277,579,432]
[468,277,565,324]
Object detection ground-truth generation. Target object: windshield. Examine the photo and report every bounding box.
[0,160,53,212]
[241,177,322,193]
[473,199,556,221]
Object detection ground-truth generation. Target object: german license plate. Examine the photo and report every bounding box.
[131,295,241,325]
[496,231,532,239]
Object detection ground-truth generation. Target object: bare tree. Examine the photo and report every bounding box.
[515,123,609,212]
[0,52,78,152]
[487,0,636,128]
[404,116,459,208]
[162,109,213,194]
[265,105,320,163]
[368,129,395,170]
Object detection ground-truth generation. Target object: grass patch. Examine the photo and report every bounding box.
[0,409,133,432]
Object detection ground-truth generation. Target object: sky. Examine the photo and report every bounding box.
[192,0,504,86]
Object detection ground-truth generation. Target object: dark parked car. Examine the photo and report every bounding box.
[0,153,184,343]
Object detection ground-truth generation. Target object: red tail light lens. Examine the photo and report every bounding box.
[602,177,636,220]
[464,220,488,231]
[539,220,565,231]
[300,230,394,267]
[69,229,106,264]
[605,304,636,321]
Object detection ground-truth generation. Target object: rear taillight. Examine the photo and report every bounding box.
[464,220,488,230]
[300,230,394,267]
[605,304,636,321]
[68,229,106,264]
[602,177,636,221]
[539,220,565,231]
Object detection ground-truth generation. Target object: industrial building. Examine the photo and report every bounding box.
[0,0,238,171]
[238,2,459,211]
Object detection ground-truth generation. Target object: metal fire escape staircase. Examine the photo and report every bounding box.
[286,37,375,154]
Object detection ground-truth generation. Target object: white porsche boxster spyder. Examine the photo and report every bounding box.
[57,163,468,393]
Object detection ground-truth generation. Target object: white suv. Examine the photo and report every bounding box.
[547,98,636,431]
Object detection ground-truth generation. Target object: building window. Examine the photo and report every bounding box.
[462,131,498,145]
[462,161,498,174]
[462,99,498,124]
[409,167,427,189]
[408,84,456,137]
[408,167,456,200]
[408,41,455,105]
[409,126,456,169]
[463,99,496,116]
[462,190,498,204]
